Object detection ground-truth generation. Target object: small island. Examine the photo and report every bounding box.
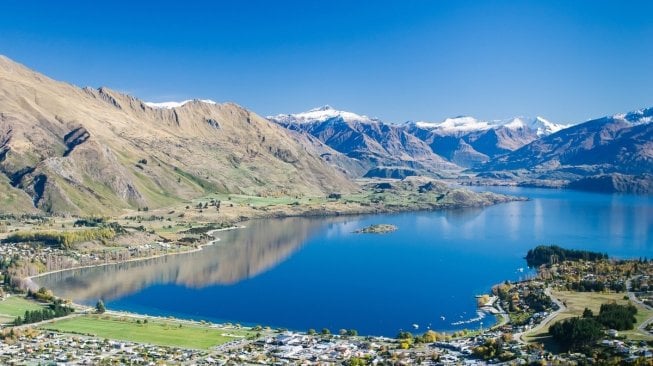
[353,224,398,234]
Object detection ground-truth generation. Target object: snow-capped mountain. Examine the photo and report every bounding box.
[501,116,568,136]
[414,116,494,133]
[413,116,568,137]
[269,106,459,177]
[483,106,653,175]
[270,107,573,170]
[144,99,217,109]
[613,107,653,125]
[403,116,568,167]
[269,105,377,124]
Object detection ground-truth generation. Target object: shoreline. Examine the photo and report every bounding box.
[222,195,527,221]
[17,194,528,337]
[24,189,524,285]
[25,225,246,287]
[21,212,506,337]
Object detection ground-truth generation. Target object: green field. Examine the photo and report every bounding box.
[0,296,45,323]
[525,291,653,346]
[41,315,253,349]
[208,193,326,207]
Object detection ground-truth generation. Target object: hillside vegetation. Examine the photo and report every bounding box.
[0,56,355,215]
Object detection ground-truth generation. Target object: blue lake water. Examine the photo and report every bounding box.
[36,187,653,337]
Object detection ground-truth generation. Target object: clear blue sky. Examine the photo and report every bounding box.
[1,0,652,124]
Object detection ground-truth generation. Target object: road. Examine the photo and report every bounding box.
[626,277,653,335]
[5,302,93,331]
[514,287,565,344]
[492,301,510,329]
[11,310,88,331]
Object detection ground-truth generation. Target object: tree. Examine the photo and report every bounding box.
[597,302,637,330]
[582,307,594,318]
[307,328,316,335]
[396,331,413,340]
[421,330,437,343]
[550,317,603,351]
[96,299,106,314]
[346,357,367,366]
[321,328,331,335]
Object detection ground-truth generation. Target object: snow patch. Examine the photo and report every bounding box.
[614,107,653,125]
[268,105,377,124]
[414,116,496,133]
[145,99,217,109]
[414,115,568,136]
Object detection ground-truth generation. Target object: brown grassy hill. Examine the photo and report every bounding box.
[0,55,356,215]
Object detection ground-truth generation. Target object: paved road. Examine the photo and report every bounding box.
[627,277,653,335]
[627,278,653,309]
[514,287,565,344]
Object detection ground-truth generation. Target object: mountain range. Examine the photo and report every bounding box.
[269,105,652,193]
[479,107,653,191]
[269,106,572,170]
[404,116,568,167]
[0,56,355,214]
[268,106,459,178]
[1,54,650,216]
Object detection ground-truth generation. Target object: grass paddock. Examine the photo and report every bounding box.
[0,296,45,323]
[41,315,252,350]
[524,290,653,347]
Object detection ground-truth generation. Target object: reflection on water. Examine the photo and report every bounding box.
[35,187,653,336]
[36,217,345,302]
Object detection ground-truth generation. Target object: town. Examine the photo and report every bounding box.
[2,242,653,365]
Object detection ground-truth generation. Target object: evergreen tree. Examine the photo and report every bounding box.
[96,299,106,314]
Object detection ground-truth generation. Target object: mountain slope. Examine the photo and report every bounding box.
[269,106,460,176]
[0,56,356,214]
[483,109,653,174]
[476,108,653,192]
[567,173,653,194]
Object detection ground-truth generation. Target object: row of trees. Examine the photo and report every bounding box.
[2,227,116,249]
[13,301,74,326]
[570,280,627,293]
[73,217,106,227]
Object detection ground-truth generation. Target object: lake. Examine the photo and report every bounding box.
[35,187,653,337]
